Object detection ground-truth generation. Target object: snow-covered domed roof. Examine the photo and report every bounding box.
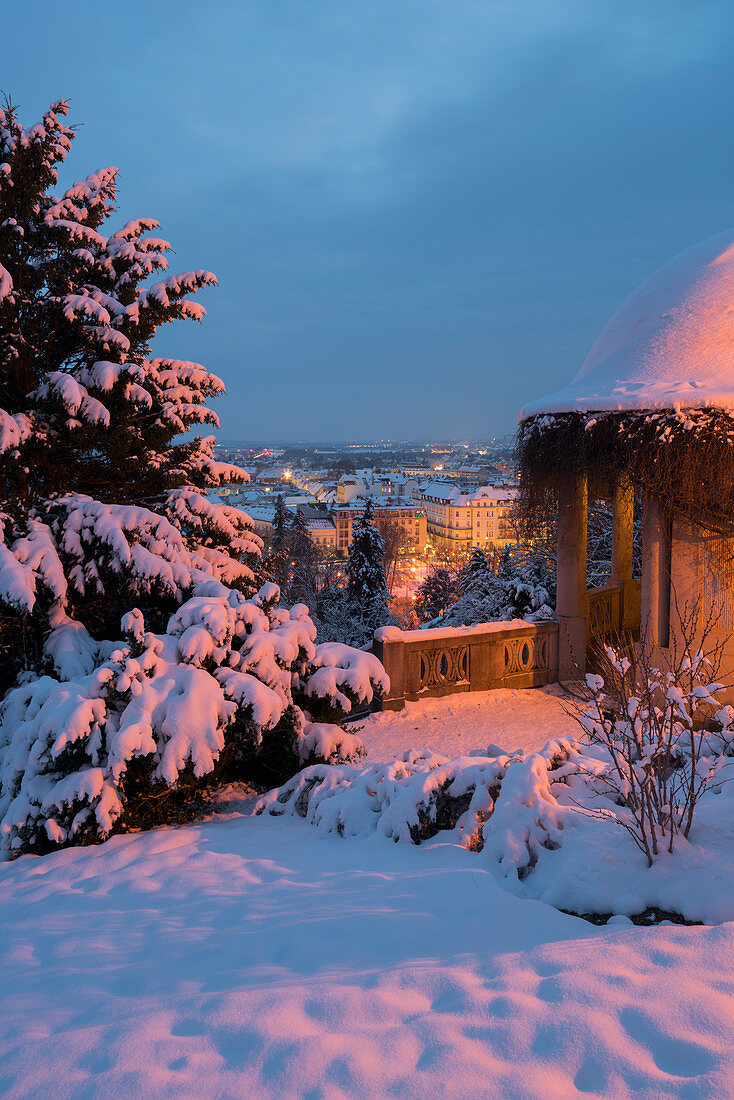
[520,230,734,421]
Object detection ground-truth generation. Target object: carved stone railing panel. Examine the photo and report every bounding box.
[586,583,622,641]
[503,632,548,677]
[418,645,470,690]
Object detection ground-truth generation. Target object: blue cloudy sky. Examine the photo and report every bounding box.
[5,1,733,441]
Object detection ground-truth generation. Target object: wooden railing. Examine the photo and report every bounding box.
[372,620,559,712]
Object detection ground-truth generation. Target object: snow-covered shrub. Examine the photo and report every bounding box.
[296,720,367,768]
[256,733,734,922]
[0,584,386,854]
[296,641,389,722]
[0,99,389,855]
[257,740,593,868]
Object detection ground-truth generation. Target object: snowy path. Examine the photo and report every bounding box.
[1,811,733,1099]
[357,686,576,761]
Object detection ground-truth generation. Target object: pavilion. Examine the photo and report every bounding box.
[518,230,734,683]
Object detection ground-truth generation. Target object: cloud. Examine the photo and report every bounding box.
[174,0,731,206]
[4,0,734,439]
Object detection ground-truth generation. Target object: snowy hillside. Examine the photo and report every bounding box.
[356,686,573,761]
[1,690,734,1098]
[1,805,732,1098]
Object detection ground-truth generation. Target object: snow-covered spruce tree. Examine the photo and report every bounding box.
[415,565,460,623]
[271,494,290,557]
[346,500,389,633]
[459,547,491,589]
[0,99,387,855]
[261,493,291,593]
[288,508,317,602]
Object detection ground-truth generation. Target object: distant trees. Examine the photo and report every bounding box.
[261,500,321,603]
[417,544,554,627]
[288,509,318,602]
[271,494,290,556]
[263,493,291,591]
[376,517,411,596]
[515,498,642,592]
[329,457,356,475]
[261,498,400,646]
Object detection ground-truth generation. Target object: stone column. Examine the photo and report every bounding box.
[556,471,588,680]
[611,475,638,631]
[641,493,671,647]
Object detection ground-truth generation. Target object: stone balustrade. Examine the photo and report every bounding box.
[586,578,641,644]
[585,582,623,639]
[372,619,559,712]
[372,582,643,712]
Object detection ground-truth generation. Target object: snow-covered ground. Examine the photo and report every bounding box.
[1,810,733,1099]
[1,690,733,1099]
[355,685,575,761]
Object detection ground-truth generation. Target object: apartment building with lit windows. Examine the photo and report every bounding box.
[247,500,427,557]
[332,502,427,556]
[418,483,519,552]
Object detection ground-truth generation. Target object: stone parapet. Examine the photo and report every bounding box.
[372,620,559,711]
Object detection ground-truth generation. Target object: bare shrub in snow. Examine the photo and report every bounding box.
[576,607,734,866]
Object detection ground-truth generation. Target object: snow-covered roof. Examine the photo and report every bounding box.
[520,229,734,420]
[420,482,460,501]
[420,483,516,506]
[469,486,518,503]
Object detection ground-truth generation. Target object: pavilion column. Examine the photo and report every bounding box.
[611,475,637,631]
[641,492,671,647]
[556,470,588,680]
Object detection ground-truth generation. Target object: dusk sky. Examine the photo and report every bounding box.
[6,1,733,441]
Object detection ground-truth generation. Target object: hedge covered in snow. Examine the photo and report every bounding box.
[256,731,734,924]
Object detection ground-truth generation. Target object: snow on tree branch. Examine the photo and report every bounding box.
[0,98,387,856]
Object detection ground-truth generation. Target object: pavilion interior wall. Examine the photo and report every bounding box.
[638,513,734,704]
[667,521,734,700]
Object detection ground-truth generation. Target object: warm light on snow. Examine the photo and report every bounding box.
[521,229,734,419]
[0,740,732,1097]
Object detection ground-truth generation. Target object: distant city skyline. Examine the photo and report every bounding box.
[5,1,733,440]
[215,437,514,447]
